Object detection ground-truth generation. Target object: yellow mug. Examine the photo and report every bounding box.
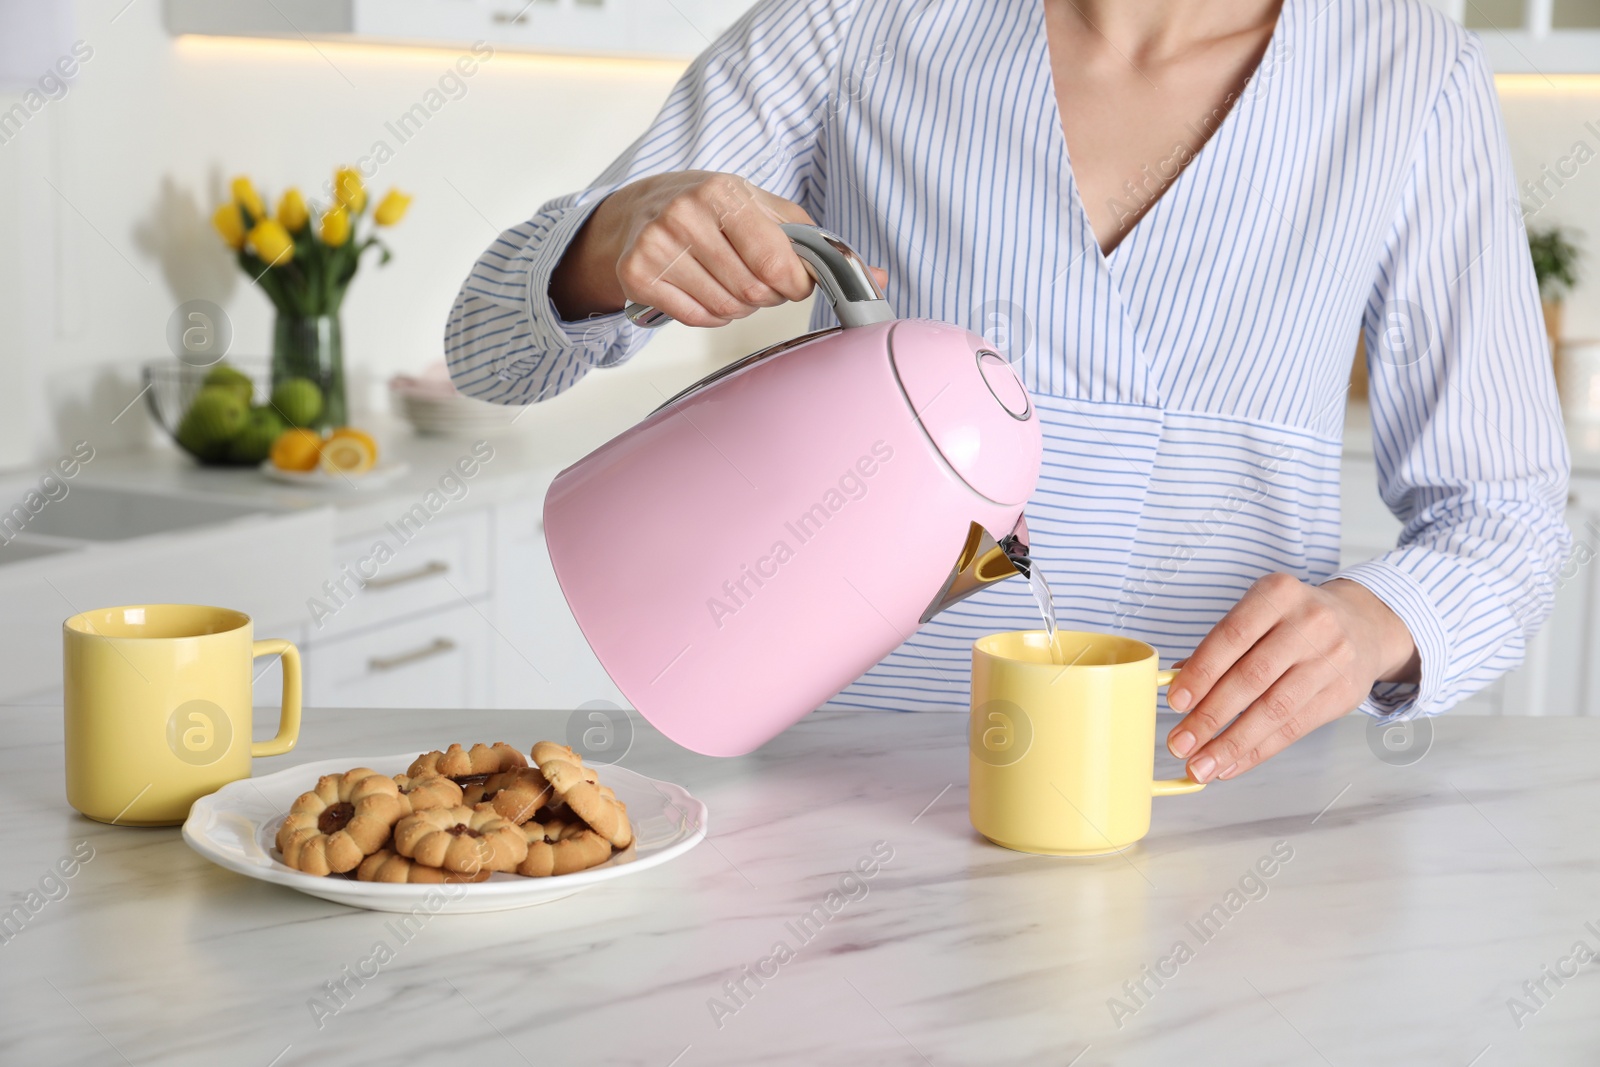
[64,604,302,826]
[970,630,1204,855]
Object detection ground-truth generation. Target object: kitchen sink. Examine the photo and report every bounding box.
[10,485,265,542]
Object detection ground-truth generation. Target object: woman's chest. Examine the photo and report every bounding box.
[819,0,1433,419]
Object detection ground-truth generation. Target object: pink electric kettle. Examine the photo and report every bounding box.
[543,224,1044,756]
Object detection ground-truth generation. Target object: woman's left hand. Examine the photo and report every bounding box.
[1165,574,1421,782]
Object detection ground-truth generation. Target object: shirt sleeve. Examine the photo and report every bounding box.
[445,0,857,405]
[1332,36,1572,719]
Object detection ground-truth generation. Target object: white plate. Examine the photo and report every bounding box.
[258,460,411,490]
[182,753,708,913]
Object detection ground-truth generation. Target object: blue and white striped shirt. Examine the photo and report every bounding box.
[447,0,1571,719]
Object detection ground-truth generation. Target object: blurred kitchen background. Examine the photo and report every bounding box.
[0,0,1597,716]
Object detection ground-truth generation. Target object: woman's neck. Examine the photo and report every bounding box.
[1060,0,1283,66]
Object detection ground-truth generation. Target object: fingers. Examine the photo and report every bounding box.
[1193,680,1352,782]
[1167,573,1295,715]
[1171,624,1336,757]
[722,204,814,304]
[1164,571,1380,783]
[616,173,814,324]
[618,249,735,329]
[1184,661,1325,779]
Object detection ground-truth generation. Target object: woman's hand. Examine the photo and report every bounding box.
[552,171,846,327]
[1165,574,1421,782]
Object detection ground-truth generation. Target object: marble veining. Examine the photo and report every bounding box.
[1,705,1596,1066]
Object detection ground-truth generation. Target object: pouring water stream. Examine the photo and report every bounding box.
[1025,562,1063,664]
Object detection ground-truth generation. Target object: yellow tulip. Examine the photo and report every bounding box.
[320,206,350,247]
[231,176,266,223]
[277,188,309,233]
[248,219,295,265]
[333,167,366,214]
[373,189,412,226]
[212,203,246,250]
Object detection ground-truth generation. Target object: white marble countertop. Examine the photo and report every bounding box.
[2,704,1596,1065]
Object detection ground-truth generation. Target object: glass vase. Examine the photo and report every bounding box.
[271,313,346,431]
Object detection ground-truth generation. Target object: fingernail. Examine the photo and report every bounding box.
[1168,688,1191,712]
[1218,762,1239,780]
[1189,755,1216,782]
[1170,730,1196,758]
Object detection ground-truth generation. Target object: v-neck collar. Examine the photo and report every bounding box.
[1038,0,1292,271]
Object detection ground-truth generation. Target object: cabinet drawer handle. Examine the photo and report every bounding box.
[368,637,456,673]
[364,560,449,590]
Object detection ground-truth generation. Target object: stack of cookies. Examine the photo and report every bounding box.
[273,741,633,884]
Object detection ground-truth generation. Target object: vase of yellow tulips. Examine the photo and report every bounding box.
[212,167,412,431]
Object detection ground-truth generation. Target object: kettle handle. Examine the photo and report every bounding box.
[623,223,895,330]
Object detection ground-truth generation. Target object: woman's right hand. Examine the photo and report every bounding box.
[550,171,878,327]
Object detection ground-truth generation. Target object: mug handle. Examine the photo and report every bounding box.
[1152,669,1205,797]
[250,639,302,758]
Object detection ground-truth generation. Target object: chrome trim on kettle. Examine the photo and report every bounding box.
[918,514,1033,624]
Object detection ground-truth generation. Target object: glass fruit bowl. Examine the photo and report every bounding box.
[141,359,323,467]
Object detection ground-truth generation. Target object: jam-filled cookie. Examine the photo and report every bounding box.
[532,742,633,850]
[393,773,463,812]
[393,804,528,874]
[515,821,613,878]
[277,768,408,875]
[470,767,553,824]
[355,849,492,884]
[408,742,527,780]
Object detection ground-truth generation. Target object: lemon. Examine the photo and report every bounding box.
[328,427,377,458]
[320,430,377,475]
[270,428,323,472]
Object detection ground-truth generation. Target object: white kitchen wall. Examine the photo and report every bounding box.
[1500,77,1600,333]
[0,2,1597,472]
[0,0,811,470]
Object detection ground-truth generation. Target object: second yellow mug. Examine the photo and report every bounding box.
[970,630,1204,855]
[64,604,302,826]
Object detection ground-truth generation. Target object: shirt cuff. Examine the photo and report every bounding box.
[1324,555,1451,720]
[522,201,641,369]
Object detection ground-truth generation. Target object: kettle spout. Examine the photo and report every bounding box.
[919,515,1033,624]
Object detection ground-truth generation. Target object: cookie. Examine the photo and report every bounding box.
[408,742,526,780]
[355,849,492,884]
[277,768,408,876]
[475,767,553,824]
[531,742,633,850]
[393,773,463,812]
[515,822,613,878]
[393,804,528,874]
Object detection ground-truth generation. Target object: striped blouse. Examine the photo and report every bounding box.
[446,0,1571,719]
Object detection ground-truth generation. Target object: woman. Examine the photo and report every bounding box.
[447,0,1570,782]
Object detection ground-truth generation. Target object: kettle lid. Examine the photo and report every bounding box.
[889,321,1042,506]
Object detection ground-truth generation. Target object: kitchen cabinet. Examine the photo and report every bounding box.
[489,497,625,711]
[309,509,492,643]
[305,599,494,709]
[162,0,761,61]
